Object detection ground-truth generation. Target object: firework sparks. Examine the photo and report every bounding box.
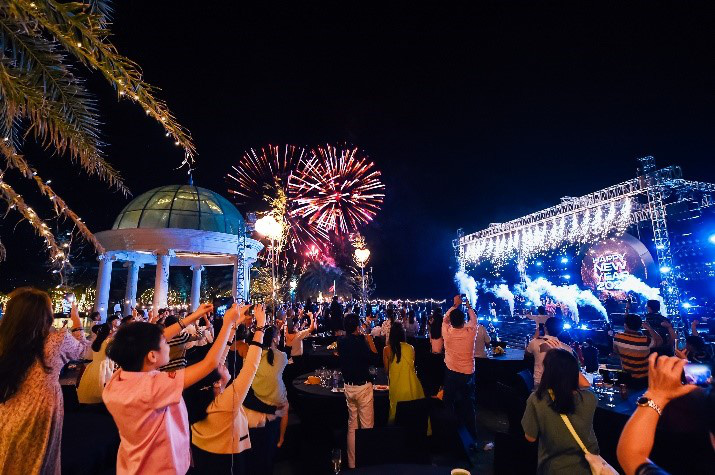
[289,144,385,233]
[227,144,308,202]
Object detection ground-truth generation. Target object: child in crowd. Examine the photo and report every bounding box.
[102,303,246,475]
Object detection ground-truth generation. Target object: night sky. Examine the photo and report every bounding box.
[3,1,715,299]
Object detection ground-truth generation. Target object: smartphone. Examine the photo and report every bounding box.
[683,363,712,387]
[61,293,75,316]
[213,296,235,318]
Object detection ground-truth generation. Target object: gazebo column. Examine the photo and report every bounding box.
[93,254,113,321]
[190,265,204,311]
[153,251,172,311]
[123,261,142,316]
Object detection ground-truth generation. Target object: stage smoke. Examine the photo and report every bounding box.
[492,284,515,316]
[454,271,477,306]
[517,277,609,324]
[617,275,665,310]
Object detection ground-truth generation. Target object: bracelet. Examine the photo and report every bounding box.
[249,340,263,348]
[178,318,186,330]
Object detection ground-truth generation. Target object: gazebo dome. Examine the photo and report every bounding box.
[112,184,244,234]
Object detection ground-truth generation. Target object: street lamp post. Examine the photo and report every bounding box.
[255,215,284,321]
[354,247,371,316]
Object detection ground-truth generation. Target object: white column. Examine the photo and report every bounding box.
[93,254,113,321]
[190,265,204,312]
[123,261,141,316]
[153,252,171,311]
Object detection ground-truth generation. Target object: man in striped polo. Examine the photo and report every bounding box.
[613,313,663,389]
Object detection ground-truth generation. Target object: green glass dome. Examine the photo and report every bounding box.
[112,185,244,234]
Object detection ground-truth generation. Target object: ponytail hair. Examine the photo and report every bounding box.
[263,326,277,366]
[92,323,111,352]
[389,322,406,364]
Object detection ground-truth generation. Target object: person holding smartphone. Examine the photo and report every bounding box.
[442,294,482,449]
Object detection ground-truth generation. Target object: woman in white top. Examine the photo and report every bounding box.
[404,309,420,337]
[189,305,267,475]
[285,311,316,358]
[77,322,116,404]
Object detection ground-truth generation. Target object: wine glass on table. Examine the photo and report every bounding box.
[331,448,342,474]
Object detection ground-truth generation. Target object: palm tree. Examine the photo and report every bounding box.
[0,1,193,268]
[296,261,355,301]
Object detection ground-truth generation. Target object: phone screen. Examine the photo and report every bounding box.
[61,293,75,315]
[683,363,712,386]
[213,296,234,318]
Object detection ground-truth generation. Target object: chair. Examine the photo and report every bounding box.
[394,398,431,463]
[355,426,410,467]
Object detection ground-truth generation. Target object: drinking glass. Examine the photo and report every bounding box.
[331,448,342,474]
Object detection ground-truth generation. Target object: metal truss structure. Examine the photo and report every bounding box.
[454,157,715,316]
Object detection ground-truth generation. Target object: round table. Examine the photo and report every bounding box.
[349,464,453,474]
[291,369,391,428]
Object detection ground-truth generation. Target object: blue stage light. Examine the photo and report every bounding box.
[561,257,569,263]
[563,274,571,280]
[536,261,542,267]
[579,324,588,330]
[682,302,691,309]
[660,266,671,274]
[563,323,572,329]
[709,234,715,244]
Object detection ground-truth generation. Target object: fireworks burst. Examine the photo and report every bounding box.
[227,144,308,202]
[289,144,385,233]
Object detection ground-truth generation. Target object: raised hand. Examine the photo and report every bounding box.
[254,304,267,328]
[646,353,697,407]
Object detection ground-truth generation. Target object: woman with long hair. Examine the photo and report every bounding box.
[521,348,599,474]
[382,322,427,423]
[428,308,444,354]
[188,306,267,474]
[77,321,116,404]
[405,309,420,337]
[0,287,89,474]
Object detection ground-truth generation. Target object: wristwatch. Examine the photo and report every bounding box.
[636,396,662,416]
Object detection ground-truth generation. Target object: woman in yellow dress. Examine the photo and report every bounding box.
[382,322,427,424]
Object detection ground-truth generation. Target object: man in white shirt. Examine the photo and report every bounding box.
[474,322,491,358]
[525,314,589,388]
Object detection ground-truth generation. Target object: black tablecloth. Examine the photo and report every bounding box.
[291,369,391,429]
[349,464,453,475]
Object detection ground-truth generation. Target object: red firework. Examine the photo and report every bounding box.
[288,144,385,234]
[227,144,330,254]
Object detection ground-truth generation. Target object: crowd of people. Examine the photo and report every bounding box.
[0,287,713,474]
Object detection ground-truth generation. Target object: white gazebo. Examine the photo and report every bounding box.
[92,184,263,319]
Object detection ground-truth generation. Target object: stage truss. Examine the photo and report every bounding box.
[454,157,715,316]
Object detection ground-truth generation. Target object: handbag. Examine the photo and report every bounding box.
[549,390,619,475]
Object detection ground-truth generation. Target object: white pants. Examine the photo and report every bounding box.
[344,382,374,468]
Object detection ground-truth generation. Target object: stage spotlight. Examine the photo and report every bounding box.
[579,324,588,330]
[682,302,691,309]
[563,274,571,280]
[709,234,715,244]
[536,261,543,267]
[563,323,572,329]
[660,266,671,274]
[561,257,569,263]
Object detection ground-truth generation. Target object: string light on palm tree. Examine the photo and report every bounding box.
[255,214,284,319]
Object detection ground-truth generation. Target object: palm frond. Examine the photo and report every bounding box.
[0,173,64,263]
[0,57,128,193]
[0,141,105,254]
[7,0,196,160]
